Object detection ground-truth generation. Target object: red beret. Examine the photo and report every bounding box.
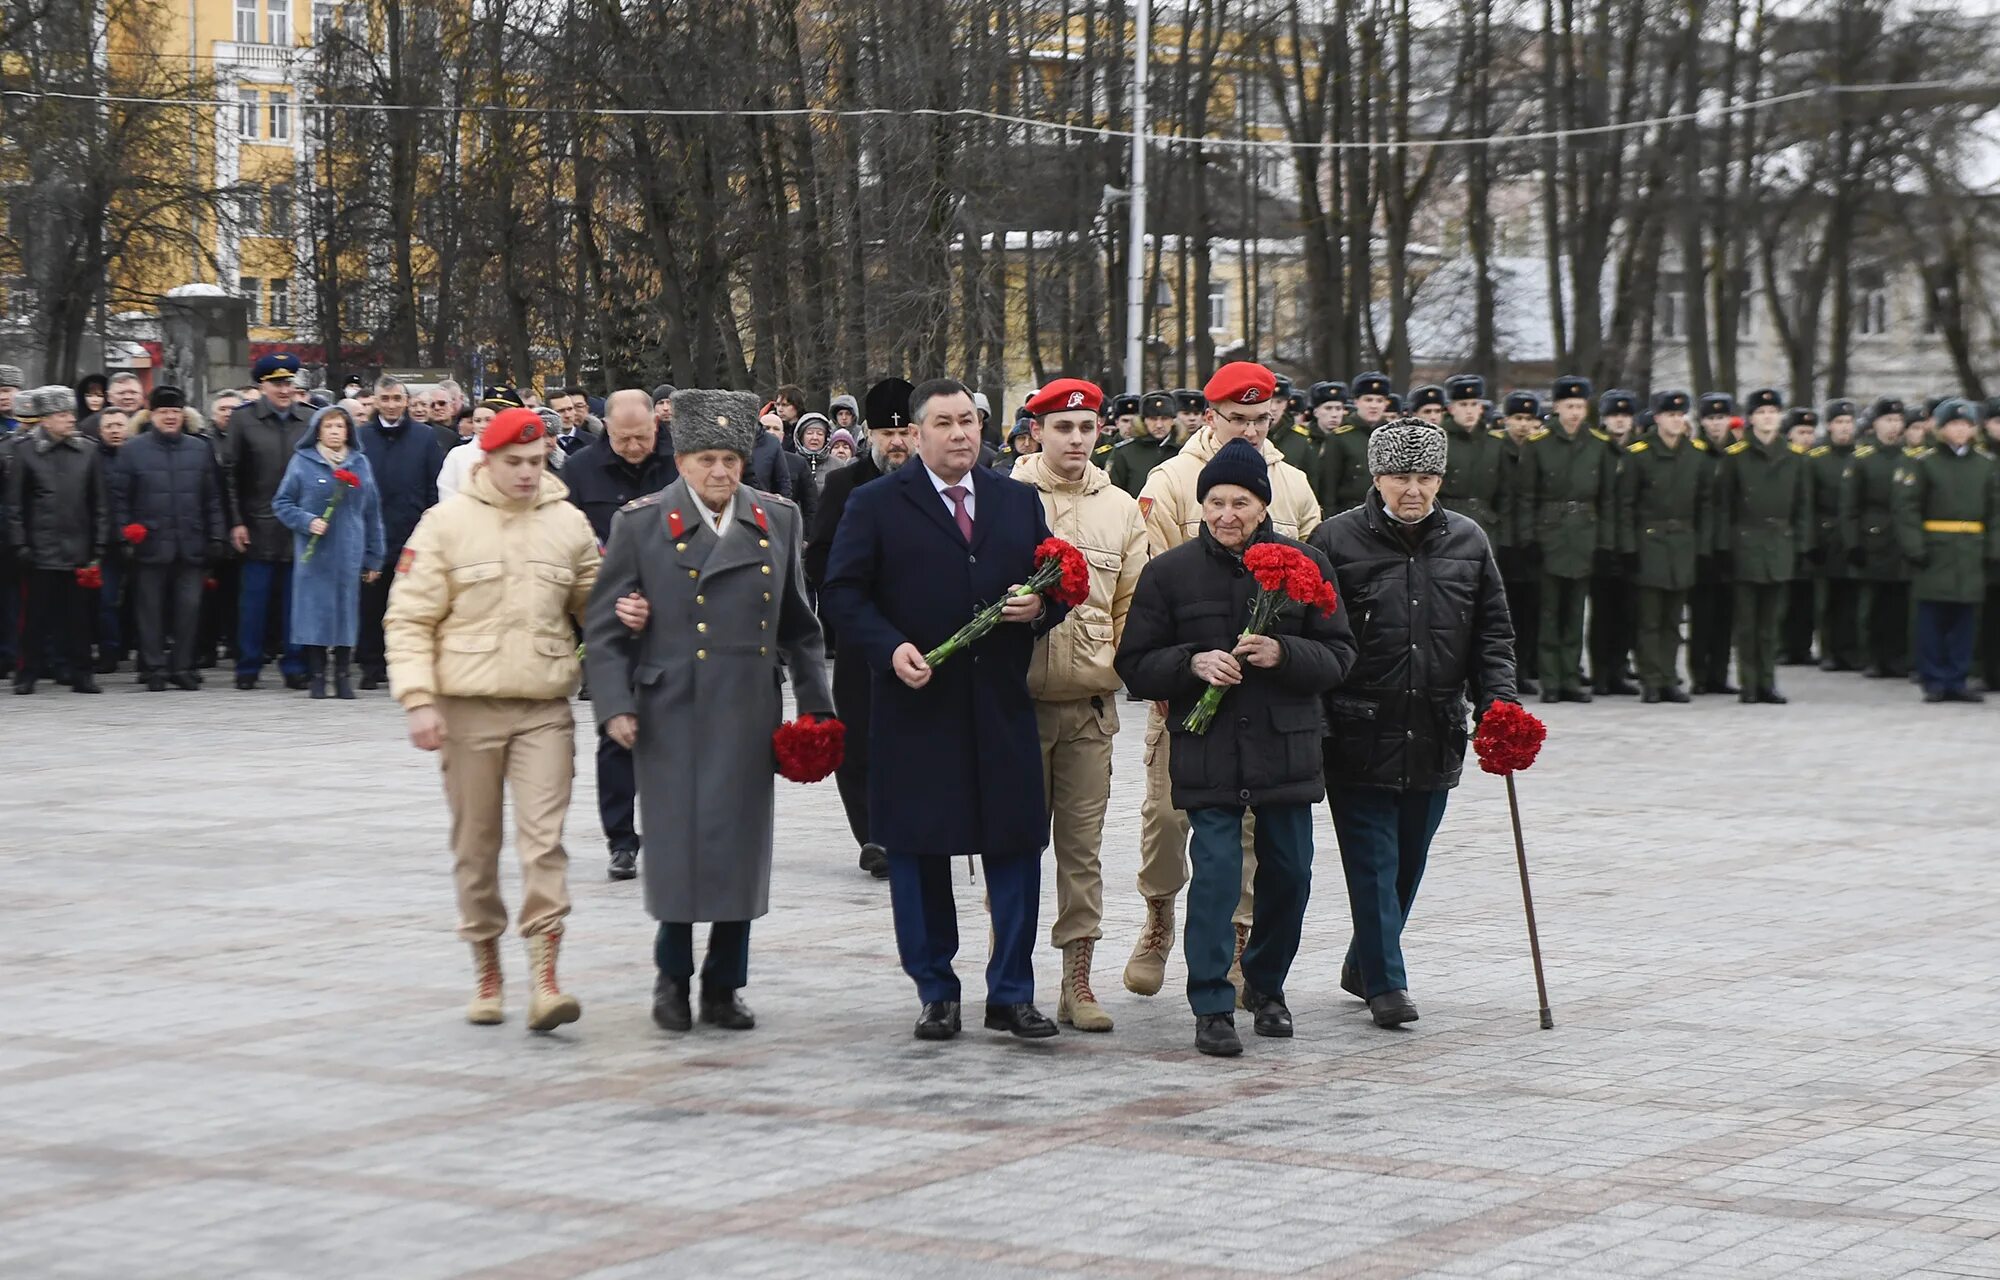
[1203,361,1278,406]
[1025,378,1104,417]
[480,406,547,452]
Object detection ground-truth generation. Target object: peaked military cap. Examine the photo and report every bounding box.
[251,352,301,382]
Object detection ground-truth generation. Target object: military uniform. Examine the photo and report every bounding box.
[1272,411,1324,490]
[1687,393,1738,693]
[1807,404,1863,670]
[1314,371,1393,519]
[1515,398,1614,701]
[1893,405,2000,700]
[1587,389,1640,694]
[1715,425,1812,702]
[1615,394,1711,700]
[1439,400,1509,545]
[1496,390,1542,690]
[1842,421,1914,677]
[1108,391,1180,498]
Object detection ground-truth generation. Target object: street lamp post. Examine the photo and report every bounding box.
[1122,1,1150,395]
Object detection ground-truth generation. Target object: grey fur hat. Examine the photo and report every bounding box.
[0,364,21,389]
[22,385,73,420]
[1367,415,1449,477]
[670,389,761,459]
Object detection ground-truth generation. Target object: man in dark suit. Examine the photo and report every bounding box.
[822,377,1069,1042]
[806,378,916,880]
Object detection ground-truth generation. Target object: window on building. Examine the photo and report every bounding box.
[1853,267,1888,336]
[268,278,291,327]
[236,185,262,234]
[417,286,438,330]
[269,91,291,142]
[267,185,292,236]
[235,0,258,43]
[312,0,335,37]
[4,276,34,319]
[240,276,262,325]
[237,88,259,140]
[266,0,290,45]
[1658,272,1685,340]
[1207,284,1231,334]
[343,3,365,38]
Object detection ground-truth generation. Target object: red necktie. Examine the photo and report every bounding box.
[945,485,973,542]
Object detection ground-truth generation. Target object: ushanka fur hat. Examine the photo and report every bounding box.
[670,389,761,458]
[1368,415,1449,476]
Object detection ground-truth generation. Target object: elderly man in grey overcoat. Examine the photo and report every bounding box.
[585,389,833,1034]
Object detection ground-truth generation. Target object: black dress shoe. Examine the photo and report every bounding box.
[1540,689,1562,705]
[361,670,383,690]
[1561,688,1594,703]
[1369,990,1420,1028]
[607,847,638,881]
[283,673,311,691]
[71,676,101,694]
[1943,687,1987,703]
[699,986,755,1030]
[1719,681,1740,695]
[1339,963,1366,1001]
[1818,658,1840,672]
[1641,688,1661,704]
[95,654,119,674]
[914,1000,961,1040]
[984,1002,1058,1039]
[1605,678,1639,696]
[12,677,34,695]
[147,673,167,692]
[1661,687,1691,704]
[1194,1012,1242,1057]
[858,842,889,879]
[1864,664,1891,679]
[1739,689,1758,704]
[1923,688,1946,703]
[1242,987,1293,1038]
[1757,688,1789,705]
[1518,676,1540,695]
[234,673,258,690]
[169,672,200,691]
[652,974,692,1032]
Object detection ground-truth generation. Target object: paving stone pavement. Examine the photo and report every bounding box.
[3,666,1999,1279]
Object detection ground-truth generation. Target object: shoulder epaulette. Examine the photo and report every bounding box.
[618,493,662,513]
[1692,437,1710,452]
[1627,440,1649,453]
[1810,445,1831,457]
[1904,446,1927,458]
[1488,428,1508,440]
[1590,428,1611,442]
[1788,443,1808,454]
[1289,424,1310,438]
[1854,444,1876,458]
[1726,440,1749,455]
[1332,423,1356,435]
[1527,428,1549,442]
[1911,447,1935,459]
[752,487,797,509]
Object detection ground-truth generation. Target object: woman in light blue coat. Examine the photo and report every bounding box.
[272,405,386,697]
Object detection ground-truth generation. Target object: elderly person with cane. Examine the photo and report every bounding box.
[1309,417,1519,1029]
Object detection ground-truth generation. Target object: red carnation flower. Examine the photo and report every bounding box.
[1473,701,1547,776]
[333,468,360,488]
[75,564,103,590]
[203,577,218,592]
[1034,537,1092,609]
[122,523,148,546]
[773,714,845,783]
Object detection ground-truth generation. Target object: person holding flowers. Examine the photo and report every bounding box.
[1115,439,1355,1057]
[1309,417,1519,1029]
[822,377,1071,1043]
[272,406,386,699]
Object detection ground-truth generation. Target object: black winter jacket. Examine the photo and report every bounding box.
[357,416,444,552]
[1308,496,1518,791]
[222,395,312,559]
[563,434,677,544]
[1117,525,1357,809]
[110,428,226,565]
[7,427,109,569]
[748,431,795,502]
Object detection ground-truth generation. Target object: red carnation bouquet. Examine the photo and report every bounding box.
[1473,701,1546,775]
[924,536,1091,667]
[773,714,845,783]
[75,563,104,590]
[122,523,147,546]
[301,468,362,564]
[1184,543,1338,734]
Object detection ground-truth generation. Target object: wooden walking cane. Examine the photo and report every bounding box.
[1503,773,1554,1030]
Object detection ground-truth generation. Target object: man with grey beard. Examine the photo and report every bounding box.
[806,378,916,879]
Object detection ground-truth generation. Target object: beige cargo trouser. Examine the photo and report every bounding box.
[437,695,576,942]
[1037,696,1118,948]
[1138,703,1255,927]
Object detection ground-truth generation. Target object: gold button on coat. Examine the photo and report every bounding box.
[761,565,771,575]
[697,649,707,659]
[697,622,707,633]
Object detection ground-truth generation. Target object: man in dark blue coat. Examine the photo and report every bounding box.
[355,376,445,687]
[822,377,1069,1041]
[109,386,226,691]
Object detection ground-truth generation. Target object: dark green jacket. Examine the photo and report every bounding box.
[1892,445,2000,603]
[1715,435,1812,584]
[1839,443,1911,582]
[1513,423,1615,579]
[1272,419,1324,491]
[1439,421,1510,546]
[1090,437,1117,473]
[1106,433,1177,498]
[1616,434,1712,591]
[1806,442,1859,580]
[1314,415,1375,518]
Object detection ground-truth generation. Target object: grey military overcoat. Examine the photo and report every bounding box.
[585,477,833,923]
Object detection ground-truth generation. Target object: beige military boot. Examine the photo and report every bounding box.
[466,938,504,1025]
[523,930,582,1032]
[1123,896,1175,996]
[1228,922,1251,1009]
[1058,938,1114,1032]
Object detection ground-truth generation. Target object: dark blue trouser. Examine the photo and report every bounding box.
[1916,600,1978,694]
[655,920,750,988]
[886,851,1040,1005]
[595,729,638,852]
[96,555,125,659]
[1186,804,1314,1016]
[1326,786,1450,999]
[236,559,304,677]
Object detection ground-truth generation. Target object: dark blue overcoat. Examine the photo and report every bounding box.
[820,460,1066,859]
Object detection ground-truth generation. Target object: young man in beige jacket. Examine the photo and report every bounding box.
[1012,379,1150,1030]
[1125,362,1321,1000]
[386,408,601,1032]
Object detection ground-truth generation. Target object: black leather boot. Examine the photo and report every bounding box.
[651,974,692,1032]
[699,984,756,1031]
[333,647,355,700]
[307,647,328,699]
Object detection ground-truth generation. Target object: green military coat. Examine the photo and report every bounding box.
[1514,422,1615,580]
[1272,419,1324,491]
[1617,434,1712,591]
[1715,436,1812,585]
[1106,433,1178,499]
[1838,443,1910,582]
[1892,445,2000,604]
[1807,442,1858,580]
[1313,415,1373,518]
[1439,421,1510,545]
